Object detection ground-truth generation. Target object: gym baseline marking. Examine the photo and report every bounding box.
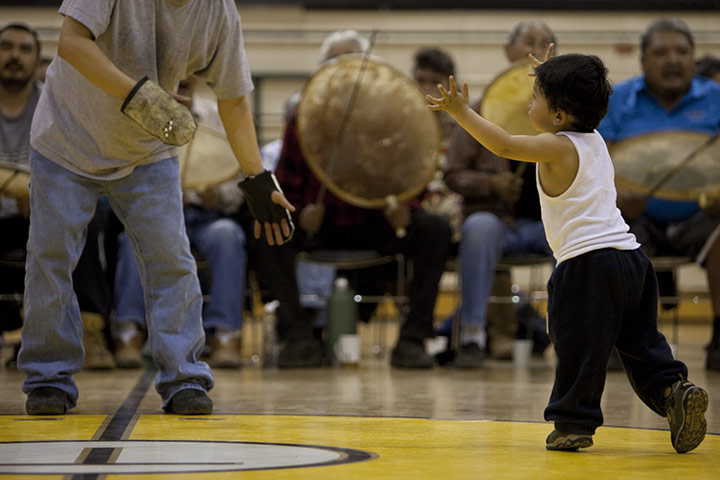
[0,369,376,476]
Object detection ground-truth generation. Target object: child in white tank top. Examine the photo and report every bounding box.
[427,48,708,453]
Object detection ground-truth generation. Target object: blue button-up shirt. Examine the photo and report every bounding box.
[599,75,720,222]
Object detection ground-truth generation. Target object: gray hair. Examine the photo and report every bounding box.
[506,20,557,47]
[318,29,370,63]
[641,18,694,55]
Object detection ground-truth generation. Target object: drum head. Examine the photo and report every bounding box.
[609,131,720,201]
[480,62,536,136]
[178,125,240,190]
[0,161,30,200]
[297,55,441,209]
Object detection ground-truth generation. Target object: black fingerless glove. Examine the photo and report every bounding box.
[238,170,295,242]
[121,76,196,146]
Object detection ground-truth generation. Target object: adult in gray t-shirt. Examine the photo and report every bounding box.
[0,80,39,218]
[20,0,294,416]
[0,80,40,167]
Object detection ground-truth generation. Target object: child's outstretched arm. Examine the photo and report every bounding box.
[426,75,569,166]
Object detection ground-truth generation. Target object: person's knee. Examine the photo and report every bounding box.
[462,212,504,242]
[205,219,246,249]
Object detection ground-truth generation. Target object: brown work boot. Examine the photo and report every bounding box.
[113,334,145,368]
[208,333,243,368]
[82,312,115,370]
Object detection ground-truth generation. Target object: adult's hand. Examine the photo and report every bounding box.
[237,171,295,246]
[490,171,523,204]
[299,203,325,236]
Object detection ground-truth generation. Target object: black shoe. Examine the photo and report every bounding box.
[26,387,70,415]
[164,389,213,415]
[390,339,436,368]
[451,342,484,369]
[545,429,593,451]
[706,340,720,371]
[664,379,708,453]
[278,339,323,368]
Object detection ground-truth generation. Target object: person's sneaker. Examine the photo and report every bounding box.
[706,339,720,371]
[164,389,213,415]
[451,342,484,369]
[208,334,243,369]
[545,429,593,451]
[278,339,323,368]
[82,312,115,370]
[113,334,145,369]
[26,387,70,415]
[390,338,436,368]
[664,379,708,453]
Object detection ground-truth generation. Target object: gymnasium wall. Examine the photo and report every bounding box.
[2,4,719,143]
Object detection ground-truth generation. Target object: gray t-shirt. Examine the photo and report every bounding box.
[30,0,254,180]
[0,80,41,166]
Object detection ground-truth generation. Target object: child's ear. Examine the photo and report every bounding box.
[552,109,568,127]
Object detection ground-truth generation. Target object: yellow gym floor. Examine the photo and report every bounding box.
[0,323,717,479]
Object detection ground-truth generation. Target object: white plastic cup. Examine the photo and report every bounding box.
[512,339,533,368]
[334,334,362,365]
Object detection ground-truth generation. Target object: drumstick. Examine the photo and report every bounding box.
[179,135,195,188]
[315,29,379,206]
[646,133,719,198]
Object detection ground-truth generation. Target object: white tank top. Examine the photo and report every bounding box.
[536,130,639,264]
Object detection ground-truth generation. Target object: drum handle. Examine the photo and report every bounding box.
[385,195,407,238]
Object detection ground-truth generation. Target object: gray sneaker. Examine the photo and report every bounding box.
[664,379,708,453]
[545,429,593,451]
[26,387,69,415]
[164,389,213,415]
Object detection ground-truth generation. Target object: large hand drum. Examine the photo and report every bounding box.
[609,131,720,201]
[297,55,441,209]
[480,61,536,136]
[178,124,240,190]
[0,161,30,201]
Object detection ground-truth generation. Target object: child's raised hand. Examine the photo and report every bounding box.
[528,43,555,72]
[426,75,469,115]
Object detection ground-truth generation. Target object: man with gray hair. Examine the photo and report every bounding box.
[439,20,556,368]
[318,29,369,64]
[252,30,452,368]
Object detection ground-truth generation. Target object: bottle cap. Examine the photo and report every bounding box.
[263,300,280,313]
[334,277,349,290]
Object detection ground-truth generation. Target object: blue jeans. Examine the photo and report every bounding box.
[19,150,213,409]
[455,212,550,328]
[115,208,247,331]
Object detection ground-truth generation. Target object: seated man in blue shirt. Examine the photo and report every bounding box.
[598,18,720,371]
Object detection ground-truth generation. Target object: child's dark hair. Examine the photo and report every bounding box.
[533,54,612,133]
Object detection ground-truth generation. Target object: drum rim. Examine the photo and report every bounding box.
[478,60,536,135]
[296,54,441,209]
[609,130,717,202]
[178,124,241,190]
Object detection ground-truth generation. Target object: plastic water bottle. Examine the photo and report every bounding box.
[325,277,359,364]
[262,300,280,368]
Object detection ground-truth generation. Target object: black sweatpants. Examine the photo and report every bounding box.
[544,247,687,435]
